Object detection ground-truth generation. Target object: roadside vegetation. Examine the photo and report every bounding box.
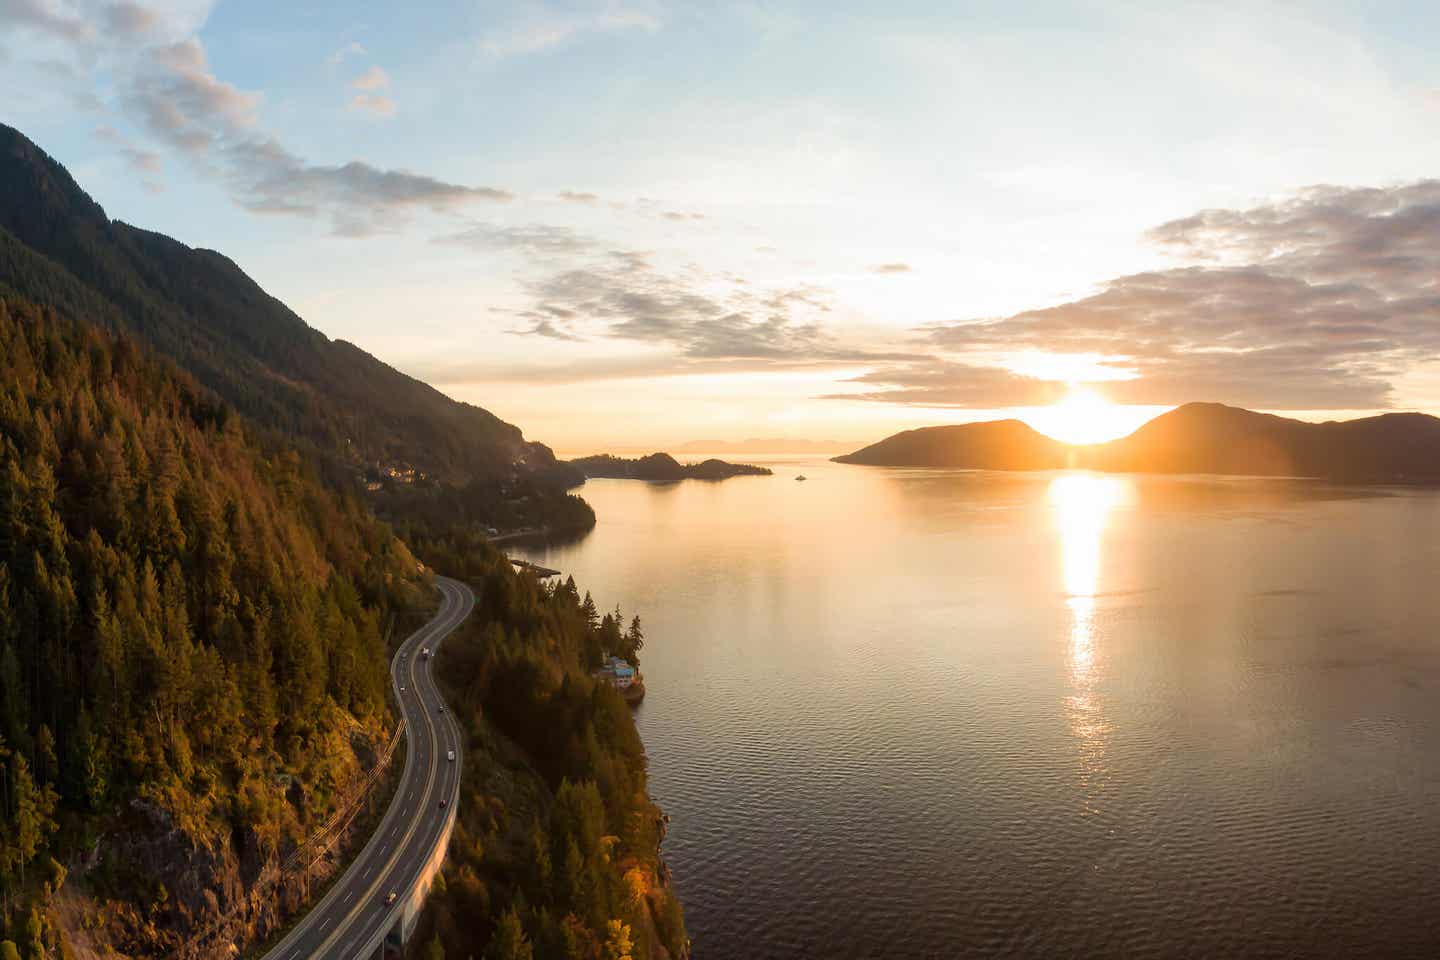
[404,535,686,960]
[0,299,426,956]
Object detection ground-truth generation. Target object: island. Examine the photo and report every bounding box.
[568,451,774,483]
[835,402,1440,482]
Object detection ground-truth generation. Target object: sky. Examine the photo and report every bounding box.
[5,0,1440,451]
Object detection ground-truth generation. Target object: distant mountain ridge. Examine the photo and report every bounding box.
[835,403,1440,482]
[0,122,568,489]
[569,452,773,482]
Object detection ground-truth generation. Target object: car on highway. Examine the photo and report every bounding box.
[385,891,397,905]
[438,705,445,714]
[439,799,447,809]
[447,749,455,762]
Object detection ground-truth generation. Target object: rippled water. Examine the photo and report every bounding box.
[516,460,1440,958]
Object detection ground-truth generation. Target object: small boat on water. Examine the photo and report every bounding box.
[795,474,807,481]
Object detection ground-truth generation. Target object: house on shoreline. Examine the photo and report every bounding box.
[595,655,645,702]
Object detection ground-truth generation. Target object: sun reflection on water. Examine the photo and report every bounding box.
[1048,472,1128,810]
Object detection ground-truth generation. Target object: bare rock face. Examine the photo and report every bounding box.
[56,736,394,959]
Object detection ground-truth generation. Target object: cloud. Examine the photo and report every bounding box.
[229,138,512,235]
[0,0,94,43]
[821,360,1062,407]
[351,65,389,90]
[94,123,163,174]
[127,39,260,153]
[558,190,599,204]
[347,64,396,117]
[349,93,396,116]
[480,3,661,58]
[903,181,1440,410]
[510,252,922,367]
[327,40,366,66]
[415,352,686,386]
[872,262,911,274]
[436,222,596,258]
[113,37,509,234]
[661,210,704,221]
[103,1,159,35]
[508,318,585,342]
[4,9,507,236]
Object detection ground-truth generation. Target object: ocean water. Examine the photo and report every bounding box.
[515,459,1440,958]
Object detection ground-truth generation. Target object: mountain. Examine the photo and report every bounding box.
[0,296,428,955]
[1087,402,1440,480]
[834,403,1440,481]
[833,419,1073,470]
[568,452,773,482]
[0,127,679,960]
[0,124,579,501]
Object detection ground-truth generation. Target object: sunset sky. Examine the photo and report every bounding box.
[7,0,1440,450]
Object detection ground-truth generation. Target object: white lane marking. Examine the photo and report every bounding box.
[344,890,354,903]
[321,917,331,931]
[294,581,472,960]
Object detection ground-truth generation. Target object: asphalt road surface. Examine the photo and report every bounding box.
[261,575,474,960]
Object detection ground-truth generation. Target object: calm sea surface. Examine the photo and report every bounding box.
[516,459,1440,958]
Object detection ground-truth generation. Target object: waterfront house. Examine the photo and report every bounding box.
[596,655,637,690]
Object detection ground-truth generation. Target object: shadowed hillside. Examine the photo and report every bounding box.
[834,419,1074,470]
[0,123,576,496]
[836,403,1440,482]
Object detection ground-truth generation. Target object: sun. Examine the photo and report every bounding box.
[1027,386,1147,445]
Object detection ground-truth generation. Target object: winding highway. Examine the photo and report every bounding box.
[261,575,474,960]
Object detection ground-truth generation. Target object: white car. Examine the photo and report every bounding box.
[385,891,397,905]
[446,749,455,762]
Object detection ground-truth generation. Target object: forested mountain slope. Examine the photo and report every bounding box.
[0,124,583,512]
[0,296,427,956]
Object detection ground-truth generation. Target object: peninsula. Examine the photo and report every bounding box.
[568,452,773,483]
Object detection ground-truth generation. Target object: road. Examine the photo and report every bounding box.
[261,575,474,960]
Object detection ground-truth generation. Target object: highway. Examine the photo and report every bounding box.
[261,575,474,960]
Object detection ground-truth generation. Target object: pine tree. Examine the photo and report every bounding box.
[602,919,634,960]
[485,906,534,960]
[10,752,58,887]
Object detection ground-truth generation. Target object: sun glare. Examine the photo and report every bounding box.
[1027,386,1148,445]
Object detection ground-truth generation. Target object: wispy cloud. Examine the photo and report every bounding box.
[852,181,1440,410]
[479,3,662,59]
[0,0,94,43]
[348,66,396,117]
[327,40,366,66]
[872,262,911,274]
[351,65,389,90]
[821,360,1062,407]
[558,189,599,204]
[504,250,922,368]
[508,317,586,342]
[436,221,597,258]
[2,8,508,236]
[117,39,504,233]
[94,123,162,174]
